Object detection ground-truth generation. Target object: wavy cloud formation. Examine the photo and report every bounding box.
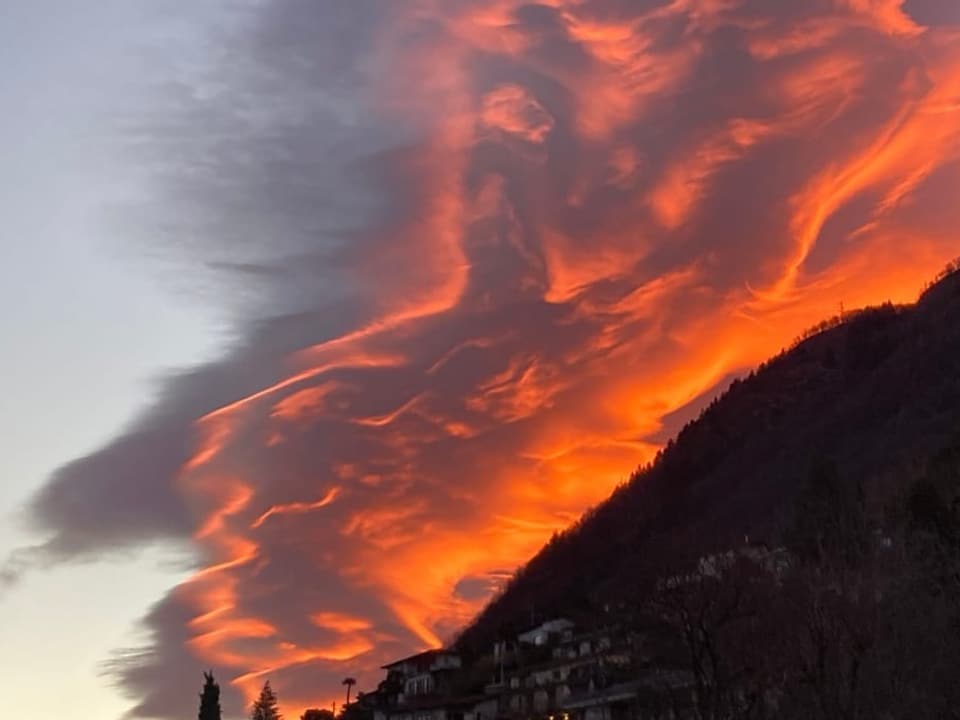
[8,0,960,717]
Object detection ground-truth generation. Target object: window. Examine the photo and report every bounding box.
[533,690,549,712]
[409,677,432,696]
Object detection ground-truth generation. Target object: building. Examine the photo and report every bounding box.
[483,621,645,720]
[373,650,497,720]
[658,543,790,591]
[561,680,641,720]
[516,619,576,647]
[385,649,462,702]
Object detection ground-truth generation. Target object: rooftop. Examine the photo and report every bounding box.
[382,649,460,670]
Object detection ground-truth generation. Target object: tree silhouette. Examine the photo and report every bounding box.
[301,710,335,720]
[786,457,867,567]
[341,677,357,707]
[198,671,221,720]
[251,680,282,720]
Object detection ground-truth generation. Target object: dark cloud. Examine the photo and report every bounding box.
[7,1,960,718]
[904,0,960,26]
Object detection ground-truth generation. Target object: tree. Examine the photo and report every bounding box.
[251,681,282,720]
[301,710,335,720]
[786,458,867,567]
[341,677,357,707]
[646,553,783,720]
[198,671,221,720]
[339,694,373,720]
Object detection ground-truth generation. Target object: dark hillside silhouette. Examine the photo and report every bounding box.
[457,264,960,656]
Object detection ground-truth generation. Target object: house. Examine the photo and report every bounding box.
[517,619,575,647]
[561,680,641,720]
[373,650,496,720]
[487,622,644,720]
[383,649,462,702]
[374,693,498,720]
[561,669,695,720]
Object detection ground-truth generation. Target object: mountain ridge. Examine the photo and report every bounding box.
[455,261,960,654]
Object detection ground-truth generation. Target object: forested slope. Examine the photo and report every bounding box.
[457,265,960,654]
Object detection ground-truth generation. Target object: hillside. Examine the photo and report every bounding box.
[456,263,960,654]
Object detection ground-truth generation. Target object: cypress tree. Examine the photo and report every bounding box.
[198,671,221,720]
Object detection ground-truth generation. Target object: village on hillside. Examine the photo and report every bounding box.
[369,619,679,720]
[343,543,792,720]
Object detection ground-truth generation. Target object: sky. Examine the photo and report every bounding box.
[1,1,959,719]
[0,2,227,718]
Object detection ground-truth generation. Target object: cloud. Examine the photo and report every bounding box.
[8,0,960,718]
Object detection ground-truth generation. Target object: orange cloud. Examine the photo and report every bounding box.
[24,2,959,718]
[481,85,555,143]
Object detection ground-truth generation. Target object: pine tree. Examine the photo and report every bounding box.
[199,671,221,720]
[251,680,282,720]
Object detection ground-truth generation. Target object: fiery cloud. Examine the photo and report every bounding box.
[7,1,960,718]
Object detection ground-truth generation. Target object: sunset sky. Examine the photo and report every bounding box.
[2,1,960,719]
